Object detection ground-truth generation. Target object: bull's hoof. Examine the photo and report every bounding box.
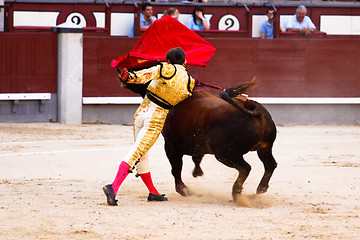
[232,184,244,201]
[256,186,268,194]
[233,193,253,208]
[176,183,189,196]
[192,167,204,178]
[232,192,240,202]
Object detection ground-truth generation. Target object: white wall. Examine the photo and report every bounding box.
[252,15,268,38]
[321,15,360,35]
[13,10,105,28]
[93,12,105,28]
[110,12,134,37]
[0,0,4,32]
[14,11,60,27]
[252,15,292,38]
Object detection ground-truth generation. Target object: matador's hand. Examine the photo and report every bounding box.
[121,68,129,82]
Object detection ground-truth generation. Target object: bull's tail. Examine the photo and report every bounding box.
[224,77,256,98]
[219,77,261,117]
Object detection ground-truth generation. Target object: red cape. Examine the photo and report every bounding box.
[111,15,216,69]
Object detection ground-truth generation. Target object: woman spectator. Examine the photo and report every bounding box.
[185,6,210,31]
[163,7,180,20]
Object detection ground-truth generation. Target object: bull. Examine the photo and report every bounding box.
[120,75,278,201]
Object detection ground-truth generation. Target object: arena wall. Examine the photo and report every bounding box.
[1,1,360,125]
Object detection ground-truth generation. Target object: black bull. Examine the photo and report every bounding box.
[122,79,277,201]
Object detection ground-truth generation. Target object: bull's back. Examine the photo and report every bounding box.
[163,89,275,155]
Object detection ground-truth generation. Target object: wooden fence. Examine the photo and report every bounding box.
[1,32,359,98]
[82,35,360,98]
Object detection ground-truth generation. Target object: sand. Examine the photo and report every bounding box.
[0,123,359,240]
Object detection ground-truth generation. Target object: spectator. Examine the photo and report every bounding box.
[286,5,316,35]
[260,8,285,39]
[185,6,210,31]
[163,7,180,20]
[140,2,157,31]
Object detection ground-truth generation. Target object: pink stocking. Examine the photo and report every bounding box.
[112,161,130,196]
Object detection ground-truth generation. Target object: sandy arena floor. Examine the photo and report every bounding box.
[0,123,359,240]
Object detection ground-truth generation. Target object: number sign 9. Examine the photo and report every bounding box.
[218,14,240,31]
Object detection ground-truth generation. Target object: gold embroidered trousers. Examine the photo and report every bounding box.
[122,96,169,173]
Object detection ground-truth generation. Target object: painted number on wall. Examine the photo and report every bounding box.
[65,12,87,27]
[218,14,240,30]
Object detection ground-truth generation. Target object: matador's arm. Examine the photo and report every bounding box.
[126,65,161,84]
[120,63,177,84]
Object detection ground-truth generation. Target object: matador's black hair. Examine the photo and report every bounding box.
[166,47,185,65]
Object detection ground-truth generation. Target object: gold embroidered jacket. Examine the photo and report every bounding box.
[126,63,195,109]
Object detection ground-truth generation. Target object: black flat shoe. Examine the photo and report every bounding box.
[103,184,118,206]
[147,193,168,201]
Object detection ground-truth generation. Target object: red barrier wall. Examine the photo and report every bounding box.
[83,36,138,97]
[83,35,360,98]
[1,32,358,98]
[0,32,57,93]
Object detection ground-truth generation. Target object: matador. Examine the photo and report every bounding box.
[103,48,195,205]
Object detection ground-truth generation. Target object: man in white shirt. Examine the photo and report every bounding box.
[286,5,316,35]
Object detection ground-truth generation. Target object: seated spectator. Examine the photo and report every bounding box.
[185,6,210,31]
[260,8,285,39]
[140,2,157,31]
[286,5,316,35]
[163,7,180,20]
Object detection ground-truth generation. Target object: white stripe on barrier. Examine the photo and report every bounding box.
[0,138,122,145]
[0,93,51,100]
[0,147,125,157]
[0,145,163,157]
[250,97,360,104]
[82,97,360,105]
[83,97,142,104]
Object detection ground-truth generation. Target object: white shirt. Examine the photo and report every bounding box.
[286,14,316,30]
